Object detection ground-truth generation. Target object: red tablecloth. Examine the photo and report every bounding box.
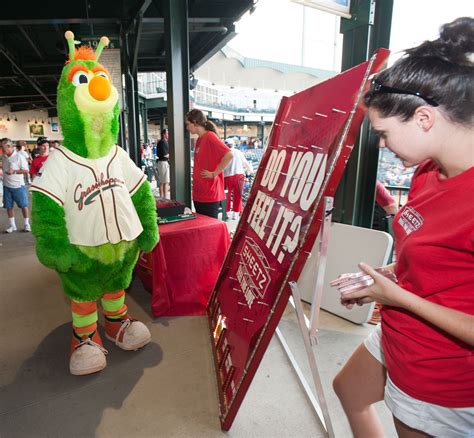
[135,214,231,317]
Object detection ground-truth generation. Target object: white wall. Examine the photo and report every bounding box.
[0,106,62,143]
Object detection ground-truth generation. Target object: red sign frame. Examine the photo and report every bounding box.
[207,49,390,430]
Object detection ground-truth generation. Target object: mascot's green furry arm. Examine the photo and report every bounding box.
[31,192,89,273]
[131,182,159,253]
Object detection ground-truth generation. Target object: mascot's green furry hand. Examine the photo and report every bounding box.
[132,181,159,253]
[31,192,92,273]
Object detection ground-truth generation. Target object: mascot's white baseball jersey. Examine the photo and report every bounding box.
[31,145,145,245]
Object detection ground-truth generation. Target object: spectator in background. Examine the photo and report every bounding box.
[144,143,153,160]
[30,139,50,180]
[31,137,46,160]
[224,138,254,220]
[155,128,170,198]
[185,109,233,219]
[16,141,31,184]
[375,181,398,216]
[1,138,31,232]
[16,141,31,163]
[372,180,399,235]
[50,140,60,151]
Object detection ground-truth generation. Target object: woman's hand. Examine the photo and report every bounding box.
[344,263,474,346]
[200,169,215,178]
[341,262,406,308]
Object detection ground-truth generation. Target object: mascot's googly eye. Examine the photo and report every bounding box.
[71,71,89,87]
[95,71,109,80]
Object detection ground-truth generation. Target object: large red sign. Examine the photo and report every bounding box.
[207,49,390,430]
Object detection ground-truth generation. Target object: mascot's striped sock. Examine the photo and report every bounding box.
[71,300,98,337]
[101,290,128,320]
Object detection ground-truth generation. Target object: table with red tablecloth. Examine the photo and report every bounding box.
[135,214,231,317]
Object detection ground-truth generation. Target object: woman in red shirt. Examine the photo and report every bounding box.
[333,17,474,437]
[185,109,233,218]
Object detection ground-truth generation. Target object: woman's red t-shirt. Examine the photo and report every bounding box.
[383,160,474,407]
[192,131,230,203]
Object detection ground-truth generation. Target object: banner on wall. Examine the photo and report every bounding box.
[207,48,390,431]
[29,124,45,138]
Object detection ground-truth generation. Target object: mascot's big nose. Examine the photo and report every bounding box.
[89,76,111,101]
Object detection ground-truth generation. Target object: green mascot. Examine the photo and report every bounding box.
[30,31,159,376]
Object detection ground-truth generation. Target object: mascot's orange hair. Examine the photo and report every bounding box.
[65,46,96,64]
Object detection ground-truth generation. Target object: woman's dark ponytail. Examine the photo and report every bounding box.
[186,109,217,133]
[405,17,474,66]
[204,120,217,134]
[364,17,473,125]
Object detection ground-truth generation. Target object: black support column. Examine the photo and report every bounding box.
[164,0,191,206]
[140,99,148,143]
[333,0,394,227]
[121,27,141,165]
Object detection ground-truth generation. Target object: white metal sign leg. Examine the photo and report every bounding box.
[275,197,335,437]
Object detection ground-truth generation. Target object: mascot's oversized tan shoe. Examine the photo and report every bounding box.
[105,317,151,351]
[70,330,108,376]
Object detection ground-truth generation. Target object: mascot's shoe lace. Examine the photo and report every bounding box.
[70,330,108,376]
[105,316,151,351]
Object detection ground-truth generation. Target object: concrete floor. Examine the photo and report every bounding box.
[0,204,397,438]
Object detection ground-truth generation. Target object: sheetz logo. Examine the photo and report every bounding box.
[237,238,271,308]
[74,172,125,210]
[398,206,424,235]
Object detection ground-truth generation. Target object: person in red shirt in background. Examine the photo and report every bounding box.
[332,17,474,438]
[223,137,254,220]
[375,180,398,216]
[185,109,233,219]
[30,139,50,180]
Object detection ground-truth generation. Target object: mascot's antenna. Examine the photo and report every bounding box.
[65,30,76,61]
[64,31,109,62]
[95,36,110,61]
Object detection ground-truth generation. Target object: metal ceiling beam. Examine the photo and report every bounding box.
[0,94,56,98]
[141,17,223,24]
[125,0,153,34]
[0,18,119,25]
[140,25,228,34]
[0,74,59,80]
[10,103,56,111]
[190,25,236,71]
[0,44,54,107]
[18,26,45,60]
